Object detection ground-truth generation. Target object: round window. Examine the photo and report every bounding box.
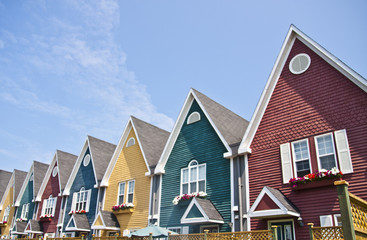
[289,53,311,74]
[83,154,91,167]
[52,166,58,177]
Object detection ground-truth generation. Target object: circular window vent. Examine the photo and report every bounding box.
[52,166,58,177]
[83,154,91,167]
[289,53,311,74]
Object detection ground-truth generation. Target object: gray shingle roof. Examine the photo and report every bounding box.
[33,161,49,199]
[56,150,78,191]
[192,89,249,146]
[14,170,27,204]
[0,170,12,201]
[14,221,27,233]
[73,214,91,230]
[131,116,170,170]
[100,211,120,228]
[195,198,224,222]
[88,136,116,181]
[264,186,300,214]
[27,219,42,233]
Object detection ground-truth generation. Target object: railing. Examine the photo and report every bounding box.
[168,229,274,240]
[169,233,204,240]
[349,192,367,238]
[308,223,344,240]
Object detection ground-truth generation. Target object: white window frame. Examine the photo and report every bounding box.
[126,138,135,147]
[117,182,126,205]
[21,203,30,219]
[71,187,91,212]
[43,195,57,216]
[127,180,135,204]
[187,112,201,124]
[334,214,342,226]
[2,205,10,222]
[291,138,312,178]
[315,133,338,171]
[167,227,182,234]
[180,160,206,195]
[320,215,333,227]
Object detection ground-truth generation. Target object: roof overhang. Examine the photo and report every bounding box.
[181,198,224,225]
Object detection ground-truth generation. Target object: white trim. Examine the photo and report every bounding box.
[0,173,14,211]
[289,53,311,74]
[334,129,353,174]
[130,119,152,174]
[333,214,342,226]
[83,154,91,167]
[180,198,224,224]
[157,174,162,226]
[244,154,250,231]
[187,112,201,124]
[125,137,136,148]
[320,215,333,227]
[147,176,153,225]
[180,160,206,195]
[267,218,296,240]
[65,214,91,232]
[238,24,367,155]
[291,138,312,178]
[230,157,234,232]
[117,181,126,205]
[314,132,337,171]
[36,154,57,202]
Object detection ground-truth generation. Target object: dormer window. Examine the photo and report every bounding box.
[181,160,206,194]
[126,137,135,147]
[187,112,201,124]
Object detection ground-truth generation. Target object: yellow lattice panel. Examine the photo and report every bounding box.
[311,226,344,240]
[207,230,273,240]
[350,193,367,234]
[169,233,205,240]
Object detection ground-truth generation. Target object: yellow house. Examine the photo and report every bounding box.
[92,116,169,236]
[0,170,27,238]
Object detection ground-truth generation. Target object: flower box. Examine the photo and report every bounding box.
[292,178,341,190]
[69,210,86,215]
[113,208,134,215]
[40,217,52,222]
[0,221,7,226]
[172,192,207,205]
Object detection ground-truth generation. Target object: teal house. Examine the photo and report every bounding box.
[13,161,49,236]
[154,89,249,233]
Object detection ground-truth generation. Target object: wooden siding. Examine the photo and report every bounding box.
[248,39,367,239]
[36,162,62,233]
[16,176,35,221]
[63,148,98,233]
[103,129,150,233]
[0,186,14,236]
[160,100,231,233]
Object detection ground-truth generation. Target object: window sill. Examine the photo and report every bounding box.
[113,208,134,215]
[291,178,341,190]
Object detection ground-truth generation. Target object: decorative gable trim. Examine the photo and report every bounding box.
[181,198,224,224]
[155,89,232,174]
[65,215,90,232]
[248,186,300,218]
[238,25,367,155]
[91,211,120,230]
[36,154,58,202]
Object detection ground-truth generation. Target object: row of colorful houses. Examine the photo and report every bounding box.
[0,25,366,240]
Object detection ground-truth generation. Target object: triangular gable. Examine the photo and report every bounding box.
[0,170,12,201]
[91,211,120,230]
[35,154,58,202]
[25,220,43,234]
[0,171,15,211]
[248,186,300,218]
[238,25,367,155]
[0,170,27,210]
[155,88,248,174]
[65,214,90,232]
[15,164,35,207]
[66,216,76,228]
[181,198,224,224]
[12,221,27,234]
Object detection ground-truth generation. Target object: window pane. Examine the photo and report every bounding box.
[320,155,336,170]
[119,182,125,195]
[190,182,197,193]
[182,169,188,183]
[128,181,135,193]
[293,141,309,160]
[128,194,133,203]
[190,167,197,181]
[84,191,88,201]
[182,184,188,194]
[199,165,205,180]
[198,180,205,192]
[118,195,124,205]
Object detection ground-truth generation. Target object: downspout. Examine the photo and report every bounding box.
[237,158,243,232]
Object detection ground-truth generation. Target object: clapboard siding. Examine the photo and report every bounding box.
[0,186,14,236]
[16,176,35,221]
[160,100,231,233]
[248,39,367,239]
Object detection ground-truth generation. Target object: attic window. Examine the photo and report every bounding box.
[289,53,311,74]
[126,137,135,147]
[83,154,91,167]
[187,112,201,124]
[52,166,58,177]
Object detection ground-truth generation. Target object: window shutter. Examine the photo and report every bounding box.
[334,130,353,174]
[71,192,77,211]
[85,189,92,212]
[182,226,189,234]
[52,197,58,216]
[280,143,293,184]
[320,215,333,227]
[41,200,47,216]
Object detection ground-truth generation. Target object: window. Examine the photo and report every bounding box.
[118,182,126,205]
[71,187,91,212]
[83,154,91,167]
[43,195,57,216]
[2,205,10,222]
[126,138,135,147]
[21,203,30,219]
[181,160,206,194]
[315,133,337,170]
[334,214,342,226]
[289,53,311,74]
[320,214,341,227]
[52,167,58,177]
[187,112,201,124]
[291,139,311,177]
[167,227,182,234]
[127,180,135,203]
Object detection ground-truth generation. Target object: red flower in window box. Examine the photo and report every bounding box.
[68,210,86,215]
[289,167,343,189]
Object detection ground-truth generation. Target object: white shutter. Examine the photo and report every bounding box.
[85,189,92,212]
[320,215,333,227]
[41,200,47,216]
[334,130,353,174]
[280,143,293,184]
[52,197,58,216]
[182,226,189,234]
[71,192,77,211]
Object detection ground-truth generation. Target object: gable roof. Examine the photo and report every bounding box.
[65,214,91,232]
[63,136,116,195]
[12,221,27,234]
[25,219,43,234]
[248,186,300,218]
[15,161,49,206]
[155,88,249,174]
[91,211,120,230]
[238,25,367,155]
[181,198,224,224]
[0,170,27,211]
[0,170,12,201]
[101,116,170,186]
[36,150,78,202]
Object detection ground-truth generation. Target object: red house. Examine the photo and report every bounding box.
[236,25,367,239]
[26,150,77,238]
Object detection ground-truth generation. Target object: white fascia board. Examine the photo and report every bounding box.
[131,119,152,174]
[0,173,15,210]
[101,120,133,187]
[36,154,57,202]
[63,139,89,196]
[87,137,99,186]
[91,226,120,230]
[15,164,35,207]
[249,209,287,218]
[91,211,104,229]
[154,92,194,174]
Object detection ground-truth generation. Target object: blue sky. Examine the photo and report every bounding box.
[0,1,366,172]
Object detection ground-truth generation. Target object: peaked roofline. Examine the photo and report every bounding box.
[35,152,58,202]
[15,163,35,206]
[154,88,235,174]
[0,170,27,211]
[238,25,367,154]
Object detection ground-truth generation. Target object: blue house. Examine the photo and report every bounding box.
[61,136,115,238]
[154,89,249,233]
